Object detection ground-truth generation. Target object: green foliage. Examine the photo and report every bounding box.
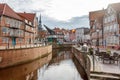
[89,47,93,55]
[106,49,111,54]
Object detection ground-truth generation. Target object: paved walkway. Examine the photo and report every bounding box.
[74,45,120,74]
[89,55,120,74]
[96,47,120,55]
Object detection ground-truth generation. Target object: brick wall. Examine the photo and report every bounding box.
[0,45,52,68]
[0,53,52,80]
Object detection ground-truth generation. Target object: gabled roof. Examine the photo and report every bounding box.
[0,3,22,20]
[109,3,120,12]
[17,13,36,22]
[89,9,105,21]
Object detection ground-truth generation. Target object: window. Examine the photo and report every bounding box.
[20,30,23,36]
[2,27,9,33]
[6,17,10,24]
[9,29,14,36]
[2,37,8,43]
[104,18,107,23]
[18,38,23,43]
[19,21,22,28]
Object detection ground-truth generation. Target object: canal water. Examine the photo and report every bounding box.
[0,49,83,80]
[38,59,83,80]
[38,49,83,80]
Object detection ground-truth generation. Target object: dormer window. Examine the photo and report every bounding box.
[25,19,28,23]
[29,22,32,25]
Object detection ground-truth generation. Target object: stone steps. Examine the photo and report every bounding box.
[90,71,120,80]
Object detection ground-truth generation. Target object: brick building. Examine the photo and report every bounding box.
[17,12,38,45]
[69,29,76,42]
[89,10,105,46]
[53,27,64,43]
[0,3,38,48]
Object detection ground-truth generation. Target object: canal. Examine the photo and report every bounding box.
[38,49,83,80]
[38,60,83,80]
[0,49,83,80]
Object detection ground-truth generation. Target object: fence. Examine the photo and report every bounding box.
[0,42,49,50]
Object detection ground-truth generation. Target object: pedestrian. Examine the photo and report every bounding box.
[82,42,88,53]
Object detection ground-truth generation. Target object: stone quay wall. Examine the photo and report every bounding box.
[0,45,52,68]
[72,47,91,80]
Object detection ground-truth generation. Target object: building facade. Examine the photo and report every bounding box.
[0,3,38,48]
[89,10,105,46]
[53,27,64,43]
[69,29,76,42]
[103,3,120,48]
[18,13,38,45]
[0,4,24,47]
[76,27,90,43]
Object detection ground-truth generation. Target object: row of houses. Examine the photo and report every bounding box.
[0,3,90,48]
[0,3,38,47]
[52,27,90,44]
[89,2,120,49]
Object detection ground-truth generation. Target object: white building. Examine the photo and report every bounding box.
[64,32,70,41]
[76,27,90,43]
[103,3,120,48]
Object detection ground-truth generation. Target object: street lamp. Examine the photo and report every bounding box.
[96,29,99,54]
[93,29,99,71]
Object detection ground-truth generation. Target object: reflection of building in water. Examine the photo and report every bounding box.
[0,55,50,80]
[26,71,37,80]
[37,64,48,80]
[38,59,83,80]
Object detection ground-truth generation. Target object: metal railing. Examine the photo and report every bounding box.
[0,42,49,50]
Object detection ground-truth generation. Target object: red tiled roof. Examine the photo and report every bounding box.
[17,13,36,22]
[0,3,22,20]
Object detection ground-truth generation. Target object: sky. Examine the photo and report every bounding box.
[0,0,120,29]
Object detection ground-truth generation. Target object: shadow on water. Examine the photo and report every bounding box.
[0,56,49,80]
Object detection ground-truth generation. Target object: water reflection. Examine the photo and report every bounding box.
[38,59,83,80]
[0,49,83,80]
[0,56,49,80]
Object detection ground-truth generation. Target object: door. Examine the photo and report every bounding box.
[12,37,16,46]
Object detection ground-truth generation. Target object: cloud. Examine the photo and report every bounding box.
[1,0,119,29]
[2,0,120,21]
[41,15,89,29]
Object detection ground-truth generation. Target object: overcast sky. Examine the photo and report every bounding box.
[0,0,120,29]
